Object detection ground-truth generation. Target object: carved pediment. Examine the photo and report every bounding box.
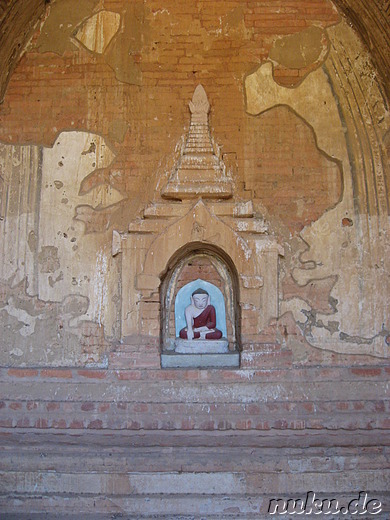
[137,200,253,290]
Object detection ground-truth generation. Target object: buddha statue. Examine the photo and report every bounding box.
[179,288,223,340]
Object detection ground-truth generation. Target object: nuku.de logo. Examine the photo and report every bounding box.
[268,491,382,515]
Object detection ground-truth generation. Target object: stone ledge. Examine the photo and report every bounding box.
[161,352,240,368]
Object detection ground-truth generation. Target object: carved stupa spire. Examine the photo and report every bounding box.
[162,85,233,200]
[185,84,213,153]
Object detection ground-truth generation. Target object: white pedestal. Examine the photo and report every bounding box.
[174,338,229,354]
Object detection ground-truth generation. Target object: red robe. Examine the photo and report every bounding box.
[179,305,222,340]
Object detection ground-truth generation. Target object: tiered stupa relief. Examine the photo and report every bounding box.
[162,85,233,200]
[113,85,283,368]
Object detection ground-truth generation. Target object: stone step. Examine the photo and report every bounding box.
[0,495,277,518]
[1,445,388,474]
[1,431,389,516]
[0,378,388,403]
[3,469,390,496]
[1,451,389,512]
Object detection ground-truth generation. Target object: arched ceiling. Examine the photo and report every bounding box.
[0,0,389,103]
[0,0,47,102]
[333,0,390,102]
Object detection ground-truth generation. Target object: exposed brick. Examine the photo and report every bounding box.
[34,418,49,428]
[51,419,67,429]
[16,417,30,428]
[87,419,103,429]
[115,371,143,381]
[69,420,84,429]
[8,402,22,410]
[7,369,39,378]
[351,368,382,377]
[81,402,95,412]
[40,369,73,379]
[46,402,60,411]
[77,370,107,379]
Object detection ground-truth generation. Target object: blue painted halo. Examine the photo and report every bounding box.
[174,278,227,337]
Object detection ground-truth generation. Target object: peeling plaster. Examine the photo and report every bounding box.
[0,277,107,366]
[34,0,100,55]
[245,22,389,357]
[0,131,122,365]
[245,61,347,163]
[269,26,331,86]
[74,10,121,55]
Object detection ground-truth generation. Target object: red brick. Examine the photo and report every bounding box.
[40,369,73,379]
[8,369,39,378]
[35,418,49,428]
[115,370,143,380]
[51,419,67,429]
[351,368,382,377]
[77,369,107,379]
[69,420,84,429]
[87,419,103,429]
[127,420,141,430]
[302,402,315,412]
[16,417,31,428]
[81,402,95,412]
[9,402,22,410]
[46,402,60,411]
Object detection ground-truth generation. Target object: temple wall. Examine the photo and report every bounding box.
[0,0,389,516]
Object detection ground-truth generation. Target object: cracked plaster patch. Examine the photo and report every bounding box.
[297,213,389,356]
[74,10,121,54]
[37,246,60,274]
[0,277,107,365]
[103,3,147,86]
[34,0,100,55]
[270,26,329,69]
[245,61,345,163]
[0,131,122,342]
[245,29,389,357]
[269,26,330,86]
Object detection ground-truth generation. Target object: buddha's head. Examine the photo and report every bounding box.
[191,288,210,309]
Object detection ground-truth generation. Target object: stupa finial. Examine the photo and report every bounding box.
[189,85,210,124]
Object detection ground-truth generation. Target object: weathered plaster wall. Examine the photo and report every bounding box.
[0,0,388,366]
[245,19,390,357]
[0,132,120,366]
[0,1,389,515]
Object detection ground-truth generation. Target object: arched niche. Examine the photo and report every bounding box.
[160,243,240,355]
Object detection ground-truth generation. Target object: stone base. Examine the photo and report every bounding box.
[174,338,229,353]
[161,351,240,368]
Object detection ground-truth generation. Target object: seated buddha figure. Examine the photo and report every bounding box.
[179,288,223,340]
